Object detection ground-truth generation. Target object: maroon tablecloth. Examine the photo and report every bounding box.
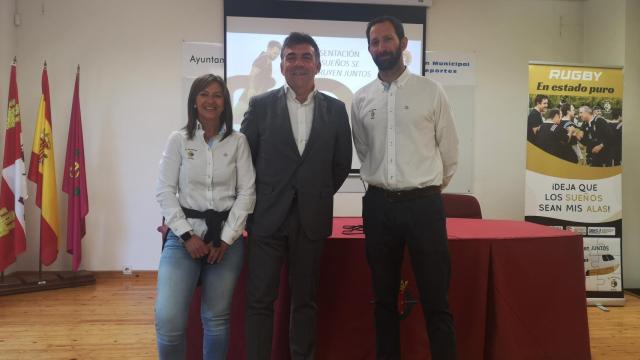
[187,217,591,359]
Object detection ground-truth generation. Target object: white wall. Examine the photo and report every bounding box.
[583,0,625,66]
[621,0,640,289]
[2,0,638,286]
[1,0,16,130]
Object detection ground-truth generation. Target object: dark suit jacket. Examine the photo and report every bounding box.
[527,108,543,143]
[580,116,614,164]
[241,87,352,239]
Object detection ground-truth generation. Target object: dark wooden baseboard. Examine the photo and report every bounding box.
[0,270,96,296]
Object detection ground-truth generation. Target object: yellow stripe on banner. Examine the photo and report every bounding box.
[528,64,623,98]
[526,143,622,180]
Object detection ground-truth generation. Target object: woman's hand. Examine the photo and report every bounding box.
[207,242,230,264]
[183,235,209,259]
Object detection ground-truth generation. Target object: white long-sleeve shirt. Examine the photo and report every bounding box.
[156,125,256,245]
[351,68,459,190]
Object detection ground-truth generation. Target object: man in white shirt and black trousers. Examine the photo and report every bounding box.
[351,16,459,360]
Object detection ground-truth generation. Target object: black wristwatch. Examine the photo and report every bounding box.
[180,230,194,242]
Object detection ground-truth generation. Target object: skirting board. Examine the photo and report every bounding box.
[587,297,627,306]
[0,271,96,296]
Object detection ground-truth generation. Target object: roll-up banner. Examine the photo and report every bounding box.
[526,62,624,306]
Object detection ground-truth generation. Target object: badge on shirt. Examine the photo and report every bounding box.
[369,108,376,120]
[185,148,197,160]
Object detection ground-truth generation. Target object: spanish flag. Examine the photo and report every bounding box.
[27,63,59,266]
[0,58,28,272]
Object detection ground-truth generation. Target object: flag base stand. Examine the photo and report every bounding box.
[0,270,96,296]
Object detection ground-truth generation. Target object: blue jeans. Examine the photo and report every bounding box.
[155,231,244,360]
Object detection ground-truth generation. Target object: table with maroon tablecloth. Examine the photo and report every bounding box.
[187,217,591,359]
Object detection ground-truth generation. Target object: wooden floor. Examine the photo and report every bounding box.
[0,272,157,360]
[1,272,639,359]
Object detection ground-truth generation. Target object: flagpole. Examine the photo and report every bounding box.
[38,236,42,278]
[71,63,80,274]
[2,56,16,285]
[38,59,46,281]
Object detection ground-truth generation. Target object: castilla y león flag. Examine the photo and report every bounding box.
[0,60,28,272]
[27,64,59,266]
[62,69,88,271]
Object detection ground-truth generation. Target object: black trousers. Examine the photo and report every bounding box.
[246,200,325,360]
[590,154,613,167]
[362,188,457,360]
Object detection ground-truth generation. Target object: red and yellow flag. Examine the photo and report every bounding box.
[27,64,59,266]
[0,59,28,272]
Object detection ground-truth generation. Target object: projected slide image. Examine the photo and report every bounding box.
[226,16,424,169]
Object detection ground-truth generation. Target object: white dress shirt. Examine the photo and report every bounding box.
[351,68,459,190]
[285,85,316,154]
[156,124,256,245]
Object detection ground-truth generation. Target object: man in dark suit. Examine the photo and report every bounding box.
[527,94,549,143]
[579,105,614,167]
[536,108,581,163]
[241,32,352,360]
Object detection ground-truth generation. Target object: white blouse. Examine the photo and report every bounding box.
[156,125,256,245]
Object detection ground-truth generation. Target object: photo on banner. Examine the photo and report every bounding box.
[525,63,624,304]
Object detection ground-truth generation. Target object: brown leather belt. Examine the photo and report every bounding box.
[368,185,441,202]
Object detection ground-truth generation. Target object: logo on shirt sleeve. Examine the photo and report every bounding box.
[369,108,376,120]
